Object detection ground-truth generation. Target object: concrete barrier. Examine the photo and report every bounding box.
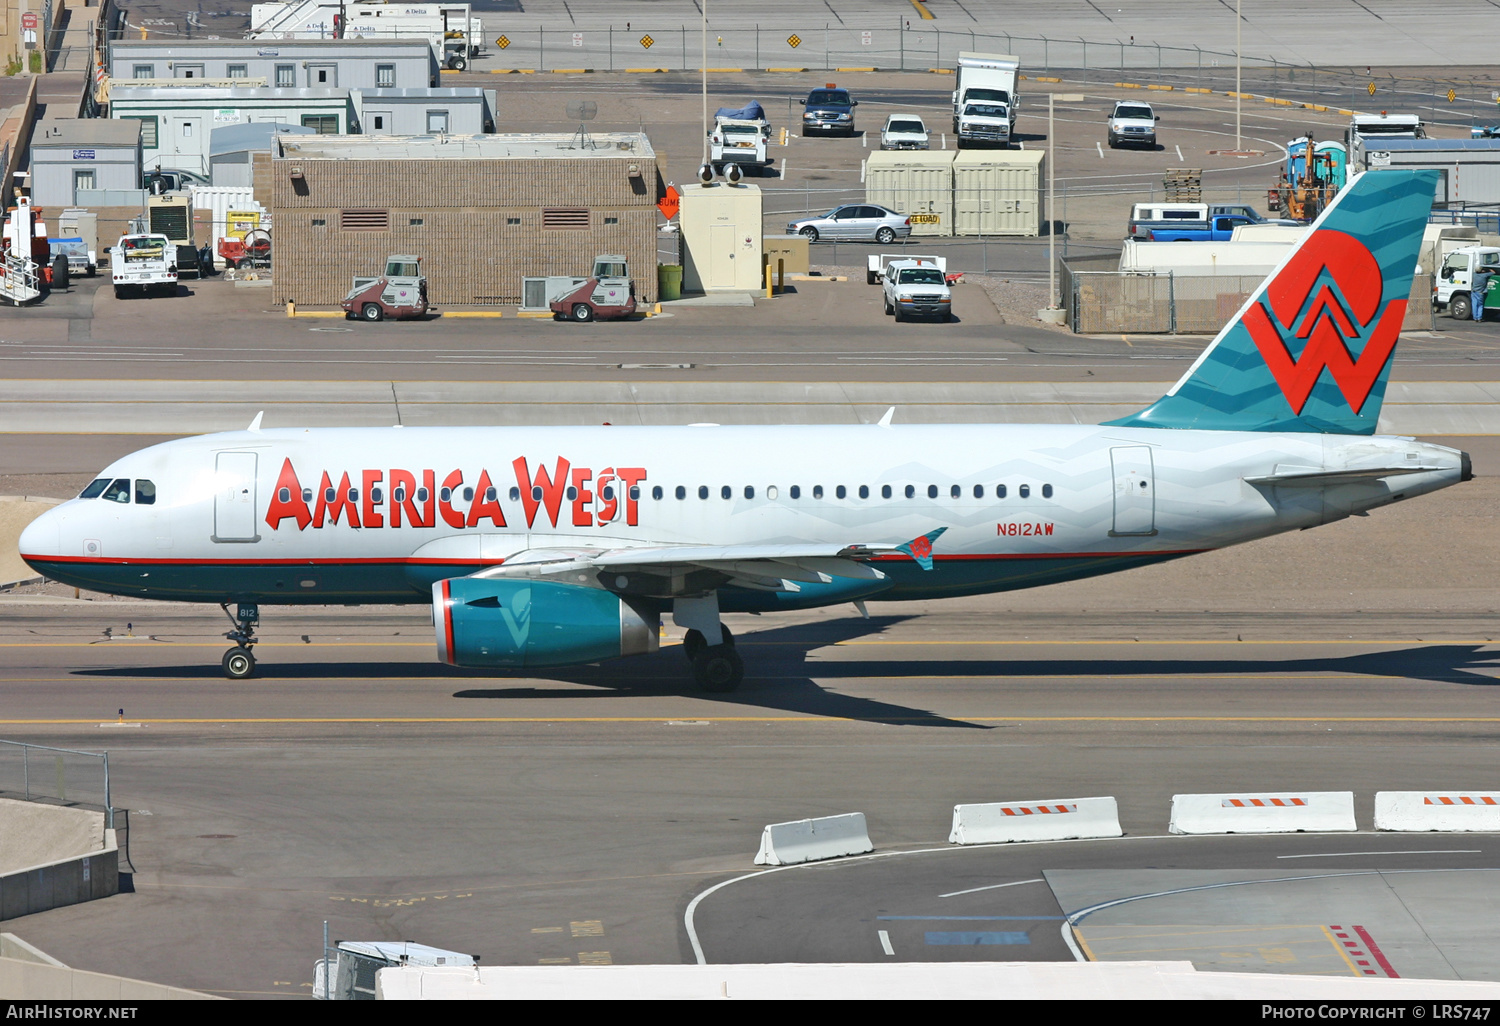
[754,813,872,866]
[0,956,217,999]
[949,797,1122,844]
[1168,792,1356,834]
[0,835,119,922]
[1375,791,1500,832]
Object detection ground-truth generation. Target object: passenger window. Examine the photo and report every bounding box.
[698,486,709,499]
[347,489,358,503]
[812,485,823,499]
[652,486,664,500]
[567,487,577,501]
[371,487,382,504]
[278,487,291,503]
[997,484,1007,499]
[1042,484,1053,498]
[531,486,542,501]
[950,485,961,499]
[881,485,892,499]
[721,486,731,500]
[485,487,496,502]
[859,485,869,499]
[103,479,131,503]
[767,486,779,500]
[135,480,157,505]
[439,487,450,502]
[80,478,110,499]
[904,484,915,499]
[303,488,314,502]
[629,486,640,500]
[394,487,407,503]
[324,487,337,503]
[601,485,615,501]
[744,485,755,499]
[836,485,846,499]
[1019,484,1031,498]
[509,487,520,501]
[463,487,474,502]
[927,485,938,499]
[973,484,984,499]
[675,486,687,500]
[789,485,801,499]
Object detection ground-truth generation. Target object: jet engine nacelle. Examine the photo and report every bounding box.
[433,577,658,668]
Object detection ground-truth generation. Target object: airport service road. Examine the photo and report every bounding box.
[0,605,1497,994]
[0,466,1497,995]
[7,276,1500,384]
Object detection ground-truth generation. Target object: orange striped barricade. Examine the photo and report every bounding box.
[1374,792,1500,832]
[948,797,1122,845]
[754,813,873,866]
[1169,792,1356,834]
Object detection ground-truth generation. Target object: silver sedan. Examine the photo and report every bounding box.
[786,204,912,243]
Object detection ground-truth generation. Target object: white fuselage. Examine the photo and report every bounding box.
[19,423,1465,609]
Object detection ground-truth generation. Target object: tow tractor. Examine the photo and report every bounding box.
[1,192,68,305]
[342,255,429,321]
[547,255,637,322]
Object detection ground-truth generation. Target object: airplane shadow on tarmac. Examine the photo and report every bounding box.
[74,627,1499,728]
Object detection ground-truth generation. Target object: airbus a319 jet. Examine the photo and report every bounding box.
[20,169,1469,691]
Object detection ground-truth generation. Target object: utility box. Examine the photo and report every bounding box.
[762,234,809,274]
[680,182,763,293]
[865,150,955,238]
[953,149,1043,236]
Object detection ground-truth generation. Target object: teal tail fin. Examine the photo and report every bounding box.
[1106,168,1439,434]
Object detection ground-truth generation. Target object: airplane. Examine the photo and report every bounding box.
[19,168,1470,691]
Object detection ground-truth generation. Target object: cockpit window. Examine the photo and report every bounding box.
[135,480,156,505]
[79,478,110,499]
[101,479,132,503]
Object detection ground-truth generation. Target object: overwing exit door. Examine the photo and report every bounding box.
[213,452,260,542]
[1109,445,1156,536]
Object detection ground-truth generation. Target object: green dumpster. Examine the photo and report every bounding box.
[658,264,682,302]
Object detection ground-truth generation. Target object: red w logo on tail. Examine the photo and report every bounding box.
[1243,229,1406,415]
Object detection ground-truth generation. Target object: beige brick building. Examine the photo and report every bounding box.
[268,132,664,308]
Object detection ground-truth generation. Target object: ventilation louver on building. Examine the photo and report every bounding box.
[542,208,590,230]
[341,210,390,231]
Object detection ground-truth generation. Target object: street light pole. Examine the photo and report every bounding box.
[1235,0,1242,151]
[1046,92,1084,318]
[702,0,709,165]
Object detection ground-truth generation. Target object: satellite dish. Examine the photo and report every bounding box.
[566,100,599,150]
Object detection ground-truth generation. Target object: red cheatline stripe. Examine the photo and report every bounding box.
[999,804,1077,816]
[1424,796,1499,805]
[440,580,455,666]
[1351,925,1399,978]
[1222,798,1308,807]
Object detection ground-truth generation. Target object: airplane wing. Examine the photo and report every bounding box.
[465,529,948,593]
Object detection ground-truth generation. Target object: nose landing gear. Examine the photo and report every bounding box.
[220,602,259,680]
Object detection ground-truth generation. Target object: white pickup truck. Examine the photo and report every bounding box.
[880,256,952,322]
[108,233,178,299]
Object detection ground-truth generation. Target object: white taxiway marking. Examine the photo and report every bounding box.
[939,877,1047,899]
[878,930,895,956]
[1096,141,1104,158]
[1175,145,1184,161]
[1275,850,1480,859]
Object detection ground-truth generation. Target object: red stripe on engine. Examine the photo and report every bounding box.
[440,579,455,665]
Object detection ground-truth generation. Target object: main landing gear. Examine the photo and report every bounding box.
[220,601,259,680]
[674,594,743,693]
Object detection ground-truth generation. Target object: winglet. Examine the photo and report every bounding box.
[878,407,895,428]
[247,411,264,432]
[896,527,947,570]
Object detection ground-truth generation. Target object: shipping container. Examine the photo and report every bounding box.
[865,150,955,238]
[952,149,1043,237]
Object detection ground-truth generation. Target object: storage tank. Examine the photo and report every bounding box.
[865,150,955,238]
[952,149,1043,236]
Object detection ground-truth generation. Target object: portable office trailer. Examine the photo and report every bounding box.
[352,87,495,136]
[1351,138,1500,207]
[29,120,143,208]
[111,87,355,177]
[107,38,436,90]
[864,150,955,238]
[679,182,763,292]
[952,148,1043,236]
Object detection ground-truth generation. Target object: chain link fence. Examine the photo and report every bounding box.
[0,739,114,830]
[1064,264,1438,336]
[475,25,1498,133]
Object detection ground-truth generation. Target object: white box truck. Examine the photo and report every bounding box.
[952,52,1020,148]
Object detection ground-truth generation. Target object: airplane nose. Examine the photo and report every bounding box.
[18,505,61,561]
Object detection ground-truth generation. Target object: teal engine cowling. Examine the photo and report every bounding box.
[433,577,659,668]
